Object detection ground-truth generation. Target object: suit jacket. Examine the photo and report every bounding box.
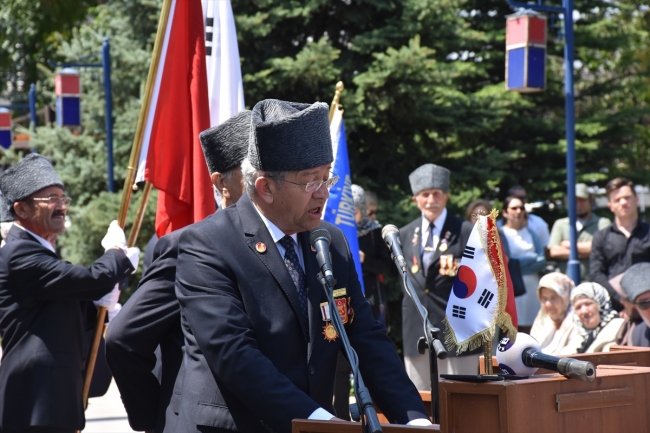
[175,194,427,433]
[399,212,473,357]
[105,230,184,433]
[0,225,134,431]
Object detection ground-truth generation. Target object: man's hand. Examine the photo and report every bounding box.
[126,246,140,272]
[101,220,127,251]
[94,283,120,309]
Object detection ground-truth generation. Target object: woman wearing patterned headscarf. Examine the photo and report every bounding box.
[562,282,624,354]
[530,273,577,355]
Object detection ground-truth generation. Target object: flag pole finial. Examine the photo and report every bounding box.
[329,81,345,122]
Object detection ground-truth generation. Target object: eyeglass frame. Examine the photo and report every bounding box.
[282,175,340,193]
[31,196,73,206]
[635,298,650,311]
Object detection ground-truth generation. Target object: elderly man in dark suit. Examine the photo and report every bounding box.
[174,99,430,432]
[0,154,137,433]
[399,163,475,390]
[105,110,251,433]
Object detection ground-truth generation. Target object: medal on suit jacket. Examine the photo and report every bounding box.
[439,231,451,252]
[320,302,338,342]
[332,288,354,325]
[411,227,420,274]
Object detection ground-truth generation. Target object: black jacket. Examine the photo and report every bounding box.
[0,225,134,431]
[174,194,428,433]
[105,230,184,433]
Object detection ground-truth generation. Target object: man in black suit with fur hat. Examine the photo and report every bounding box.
[105,110,251,433]
[0,153,138,433]
[399,163,476,390]
[174,99,430,433]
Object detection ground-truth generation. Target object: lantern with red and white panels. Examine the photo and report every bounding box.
[505,9,547,93]
[0,108,11,149]
[55,68,81,126]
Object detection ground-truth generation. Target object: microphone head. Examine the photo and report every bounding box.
[381,224,399,242]
[309,227,331,247]
[496,333,541,376]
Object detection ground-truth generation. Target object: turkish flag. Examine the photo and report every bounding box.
[143,0,215,236]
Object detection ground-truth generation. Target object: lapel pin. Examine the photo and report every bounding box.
[256,242,267,253]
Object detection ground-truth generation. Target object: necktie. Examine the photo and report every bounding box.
[422,222,435,276]
[279,236,309,324]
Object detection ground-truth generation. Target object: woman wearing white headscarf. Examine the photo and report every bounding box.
[530,272,577,355]
[561,282,624,354]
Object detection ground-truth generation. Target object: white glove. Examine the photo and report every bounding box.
[94,283,120,309]
[107,303,122,322]
[126,246,140,273]
[101,220,127,251]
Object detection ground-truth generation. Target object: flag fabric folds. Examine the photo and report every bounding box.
[134,0,215,237]
[201,0,245,127]
[323,110,365,293]
[443,210,518,354]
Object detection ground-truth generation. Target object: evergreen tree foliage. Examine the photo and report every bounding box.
[2,0,650,348]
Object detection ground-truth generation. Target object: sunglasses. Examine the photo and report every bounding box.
[636,299,650,311]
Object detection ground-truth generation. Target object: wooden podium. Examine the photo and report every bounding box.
[292,419,438,432]
[439,365,650,433]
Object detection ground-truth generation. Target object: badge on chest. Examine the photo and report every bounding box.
[319,288,355,342]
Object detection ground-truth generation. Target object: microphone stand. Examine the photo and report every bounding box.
[317,271,383,433]
[391,255,447,424]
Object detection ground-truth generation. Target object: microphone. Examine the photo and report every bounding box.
[309,228,335,287]
[497,333,596,383]
[381,225,407,272]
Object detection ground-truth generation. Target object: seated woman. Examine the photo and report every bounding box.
[530,272,577,355]
[561,282,625,354]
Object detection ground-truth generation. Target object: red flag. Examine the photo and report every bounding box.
[140,0,215,236]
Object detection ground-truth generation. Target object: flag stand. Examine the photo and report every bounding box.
[483,341,493,375]
[79,0,173,416]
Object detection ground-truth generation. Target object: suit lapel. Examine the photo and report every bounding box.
[238,196,309,341]
[431,217,458,265]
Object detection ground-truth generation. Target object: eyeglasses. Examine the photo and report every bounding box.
[635,299,650,311]
[283,175,339,193]
[32,196,72,206]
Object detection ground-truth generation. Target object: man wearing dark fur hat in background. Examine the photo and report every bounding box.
[174,99,430,432]
[105,110,251,433]
[399,163,475,390]
[0,153,139,433]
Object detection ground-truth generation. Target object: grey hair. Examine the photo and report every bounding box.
[241,158,287,197]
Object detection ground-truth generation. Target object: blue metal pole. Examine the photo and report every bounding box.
[29,83,37,131]
[563,0,580,284]
[102,37,115,193]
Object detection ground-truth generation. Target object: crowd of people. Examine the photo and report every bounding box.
[1,98,650,432]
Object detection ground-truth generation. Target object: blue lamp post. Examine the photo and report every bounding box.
[506,0,580,284]
[50,37,115,193]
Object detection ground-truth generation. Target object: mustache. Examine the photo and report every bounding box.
[52,210,65,218]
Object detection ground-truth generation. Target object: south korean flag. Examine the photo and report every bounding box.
[443,212,517,354]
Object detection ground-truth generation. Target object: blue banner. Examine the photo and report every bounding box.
[324,120,365,293]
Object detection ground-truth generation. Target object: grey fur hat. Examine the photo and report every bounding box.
[199,110,251,174]
[248,99,333,171]
[621,263,650,302]
[0,154,64,210]
[0,191,13,222]
[409,163,450,195]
